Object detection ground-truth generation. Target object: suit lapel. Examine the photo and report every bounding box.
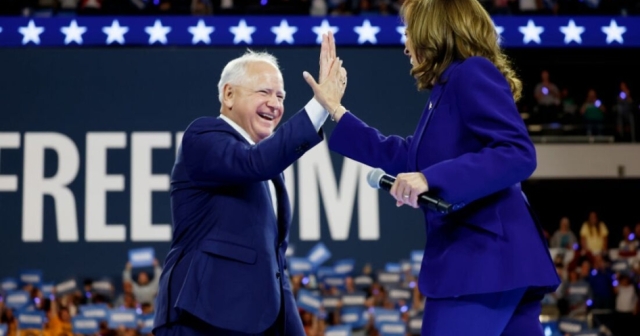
[271,173,290,243]
[408,86,442,171]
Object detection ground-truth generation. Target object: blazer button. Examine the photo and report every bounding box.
[276,272,281,279]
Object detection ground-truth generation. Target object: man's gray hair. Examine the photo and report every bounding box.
[217,50,281,103]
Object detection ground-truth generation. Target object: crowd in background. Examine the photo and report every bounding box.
[521,70,638,142]
[0,0,639,17]
[2,210,640,335]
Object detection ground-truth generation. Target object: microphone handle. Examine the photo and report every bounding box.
[378,174,453,214]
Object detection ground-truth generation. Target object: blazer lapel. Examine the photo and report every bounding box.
[408,86,442,171]
[271,173,290,243]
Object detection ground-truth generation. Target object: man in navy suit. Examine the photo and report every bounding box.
[324,0,560,335]
[153,34,347,336]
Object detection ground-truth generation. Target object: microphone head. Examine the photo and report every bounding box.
[366,168,386,189]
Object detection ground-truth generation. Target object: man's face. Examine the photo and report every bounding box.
[224,61,285,143]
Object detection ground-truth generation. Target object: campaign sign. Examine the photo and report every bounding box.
[333,259,356,275]
[341,292,367,307]
[40,283,54,297]
[379,322,406,336]
[17,311,44,330]
[92,280,113,295]
[5,290,30,310]
[323,275,346,289]
[558,318,587,333]
[296,289,322,316]
[19,270,42,286]
[139,314,155,334]
[372,307,401,329]
[385,263,402,273]
[325,325,352,336]
[0,278,18,291]
[108,309,138,329]
[387,288,412,303]
[80,304,110,321]
[128,247,155,268]
[73,316,100,334]
[409,316,422,334]
[340,307,367,329]
[411,251,423,263]
[56,279,78,296]
[307,242,332,269]
[287,258,314,276]
[322,295,341,312]
[377,272,402,285]
[353,275,373,289]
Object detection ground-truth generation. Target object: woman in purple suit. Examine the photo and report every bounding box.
[304,0,561,334]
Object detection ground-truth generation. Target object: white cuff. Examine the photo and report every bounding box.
[304,98,329,132]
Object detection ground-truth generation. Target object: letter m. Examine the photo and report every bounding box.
[298,142,379,241]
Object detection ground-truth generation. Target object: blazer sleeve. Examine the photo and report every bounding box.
[182,109,323,187]
[328,112,412,176]
[421,57,536,207]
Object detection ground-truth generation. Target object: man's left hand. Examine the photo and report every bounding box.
[389,173,428,208]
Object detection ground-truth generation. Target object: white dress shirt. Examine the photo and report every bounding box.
[219,98,328,216]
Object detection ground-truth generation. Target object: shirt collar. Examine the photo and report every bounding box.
[219,114,255,145]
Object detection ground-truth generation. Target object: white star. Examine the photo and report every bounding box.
[271,19,298,45]
[312,20,339,44]
[495,26,504,36]
[18,20,45,45]
[188,19,214,45]
[396,26,406,44]
[145,20,172,45]
[559,20,585,44]
[229,19,256,44]
[601,19,626,44]
[102,20,129,45]
[354,19,381,44]
[60,20,87,45]
[518,19,544,44]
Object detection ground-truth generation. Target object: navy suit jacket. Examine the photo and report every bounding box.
[329,57,561,298]
[153,109,323,334]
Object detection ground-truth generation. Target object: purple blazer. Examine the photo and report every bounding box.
[329,56,560,298]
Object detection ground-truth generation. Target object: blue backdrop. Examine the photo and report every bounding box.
[1,18,639,287]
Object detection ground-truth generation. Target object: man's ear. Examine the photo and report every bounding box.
[222,84,234,109]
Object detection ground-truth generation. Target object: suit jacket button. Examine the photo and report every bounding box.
[276,272,281,279]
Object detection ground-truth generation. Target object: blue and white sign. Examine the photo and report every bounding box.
[341,292,367,307]
[17,311,44,330]
[325,325,352,336]
[558,318,588,333]
[296,289,322,316]
[55,279,78,296]
[379,322,406,336]
[340,307,367,329]
[40,282,54,299]
[0,278,18,291]
[287,257,314,276]
[307,242,332,269]
[387,288,412,303]
[139,313,155,334]
[372,307,402,329]
[0,16,638,48]
[72,316,100,334]
[322,295,341,312]
[353,275,373,288]
[108,309,138,329]
[128,247,155,268]
[385,263,402,273]
[80,304,110,321]
[323,275,346,288]
[410,251,423,263]
[19,270,42,286]
[91,279,113,295]
[409,316,422,334]
[333,259,356,275]
[5,290,30,310]
[377,272,402,285]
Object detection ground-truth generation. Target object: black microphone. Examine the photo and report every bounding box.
[366,168,453,214]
